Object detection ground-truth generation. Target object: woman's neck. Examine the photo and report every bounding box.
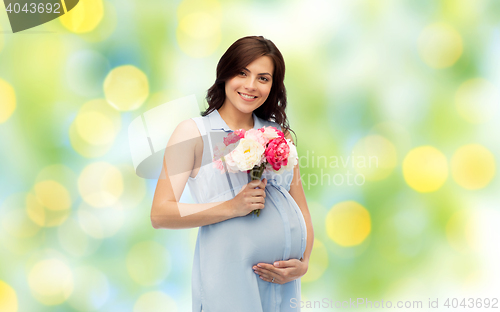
[217,104,254,131]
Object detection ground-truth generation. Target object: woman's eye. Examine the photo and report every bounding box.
[239,71,246,76]
[260,77,269,82]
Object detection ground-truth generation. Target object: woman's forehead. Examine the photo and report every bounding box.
[245,56,274,73]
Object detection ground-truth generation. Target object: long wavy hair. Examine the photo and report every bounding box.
[202,35,297,144]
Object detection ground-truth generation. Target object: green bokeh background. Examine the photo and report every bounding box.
[1,0,499,311]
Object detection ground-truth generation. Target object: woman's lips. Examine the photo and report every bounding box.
[238,92,257,102]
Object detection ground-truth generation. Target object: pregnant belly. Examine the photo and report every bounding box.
[199,187,304,267]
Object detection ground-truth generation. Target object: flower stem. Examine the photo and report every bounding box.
[250,163,266,217]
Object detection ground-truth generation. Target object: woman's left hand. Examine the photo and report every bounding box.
[252,258,308,284]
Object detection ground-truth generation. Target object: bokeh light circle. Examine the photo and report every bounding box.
[104,65,149,111]
[78,162,124,207]
[28,259,74,305]
[81,0,118,42]
[126,241,171,286]
[418,22,463,68]
[176,11,221,58]
[326,201,371,247]
[352,135,398,181]
[455,78,500,124]
[68,266,109,311]
[369,122,412,155]
[70,99,121,158]
[0,78,16,123]
[117,164,147,210]
[24,165,78,228]
[58,218,100,257]
[301,239,328,283]
[59,0,104,33]
[26,191,70,227]
[35,164,79,200]
[133,291,178,312]
[451,144,495,190]
[0,193,41,238]
[75,111,116,145]
[34,180,72,211]
[0,280,18,312]
[402,146,448,192]
[77,202,124,239]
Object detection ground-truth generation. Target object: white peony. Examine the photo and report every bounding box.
[225,138,265,172]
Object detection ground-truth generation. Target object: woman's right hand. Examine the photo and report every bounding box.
[230,178,267,217]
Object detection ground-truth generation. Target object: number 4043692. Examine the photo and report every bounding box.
[5,2,61,14]
[444,298,498,309]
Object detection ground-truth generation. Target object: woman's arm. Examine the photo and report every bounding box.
[151,119,236,229]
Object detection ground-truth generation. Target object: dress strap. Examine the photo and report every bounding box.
[190,117,213,174]
[200,117,215,161]
[191,117,206,136]
[200,116,236,198]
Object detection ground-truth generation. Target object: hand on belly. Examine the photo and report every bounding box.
[252,258,308,284]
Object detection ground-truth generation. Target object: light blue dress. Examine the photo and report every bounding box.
[187,109,307,312]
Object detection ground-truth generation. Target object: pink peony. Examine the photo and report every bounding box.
[244,129,268,146]
[213,159,225,173]
[224,129,245,146]
[234,129,246,138]
[265,137,290,171]
[212,142,238,173]
[259,126,284,140]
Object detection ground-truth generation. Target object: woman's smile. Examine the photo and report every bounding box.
[238,92,258,101]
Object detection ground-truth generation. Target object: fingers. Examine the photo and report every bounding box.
[259,178,267,189]
[249,178,267,189]
[273,260,299,268]
[252,264,286,284]
[258,273,280,284]
[249,179,261,187]
[249,188,266,198]
[234,178,267,216]
[251,203,265,210]
[245,196,264,206]
[253,268,280,284]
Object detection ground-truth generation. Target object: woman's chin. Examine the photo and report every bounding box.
[236,105,257,114]
[237,102,263,113]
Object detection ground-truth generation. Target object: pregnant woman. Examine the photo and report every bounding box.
[151,36,314,312]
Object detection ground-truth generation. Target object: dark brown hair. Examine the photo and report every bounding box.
[202,35,297,144]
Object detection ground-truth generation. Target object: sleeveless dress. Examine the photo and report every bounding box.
[187,109,307,312]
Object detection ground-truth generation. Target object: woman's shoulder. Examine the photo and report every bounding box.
[168,118,202,147]
[177,118,199,135]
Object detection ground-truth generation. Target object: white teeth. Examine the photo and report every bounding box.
[239,93,256,99]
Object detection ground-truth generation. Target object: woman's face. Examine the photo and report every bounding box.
[224,55,274,114]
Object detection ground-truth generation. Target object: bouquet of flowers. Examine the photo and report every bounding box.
[212,126,298,216]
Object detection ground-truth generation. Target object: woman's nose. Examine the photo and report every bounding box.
[244,77,256,90]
